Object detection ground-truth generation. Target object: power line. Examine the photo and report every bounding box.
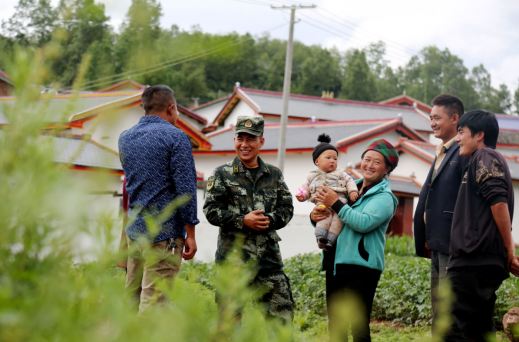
[297,11,411,65]
[272,3,316,172]
[81,39,246,90]
[316,7,419,57]
[227,0,418,65]
[298,13,409,64]
[229,0,276,6]
[307,11,412,62]
[75,22,289,91]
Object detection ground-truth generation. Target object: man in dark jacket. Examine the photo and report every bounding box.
[413,94,466,331]
[446,110,519,341]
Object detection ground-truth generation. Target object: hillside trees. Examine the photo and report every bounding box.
[398,46,478,109]
[114,0,162,84]
[293,44,342,96]
[1,0,57,47]
[52,0,116,87]
[1,0,516,114]
[340,49,377,101]
[514,83,519,115]
[364,41,402,101]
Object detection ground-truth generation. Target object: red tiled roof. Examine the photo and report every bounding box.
[379,94,432,113]
[0,70,13,85]
[240,87,425,111]
[178,104,207,125]
[211,86,432,132]
[98,80,145,92]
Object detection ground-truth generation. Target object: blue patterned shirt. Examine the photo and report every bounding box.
[119,115,199,242]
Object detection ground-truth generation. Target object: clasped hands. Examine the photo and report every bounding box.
[244,209,270,231]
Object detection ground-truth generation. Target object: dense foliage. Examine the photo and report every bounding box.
[185,236,519,333]
[1,2,518,341]
[1,0,518,113]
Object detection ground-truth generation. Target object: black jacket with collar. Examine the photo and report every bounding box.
[414,142,468,256]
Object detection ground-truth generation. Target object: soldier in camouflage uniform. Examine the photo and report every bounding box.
[203,116,295,322]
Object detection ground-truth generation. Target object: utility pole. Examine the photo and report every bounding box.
[272,3,316,172]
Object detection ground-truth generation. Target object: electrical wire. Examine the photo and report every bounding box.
[229,0,419,65]
[81,39,246,90]
[317,7,419,57]
[297,11,411,65]
[75,21,288,91]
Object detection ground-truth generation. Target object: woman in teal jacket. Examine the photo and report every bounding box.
[313,139,399,342]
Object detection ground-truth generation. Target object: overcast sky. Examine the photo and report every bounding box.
[2,0,518,92]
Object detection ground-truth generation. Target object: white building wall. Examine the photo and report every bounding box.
[67,169,123,261]
[224,101,257,128]
[396,154,431,185]
[68,169,122,213]
[193,101,226,124]
[181,115,204,130]
[83,106,143,151]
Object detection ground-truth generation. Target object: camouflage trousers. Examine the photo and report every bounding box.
[125,237,184,313]
[254,270,295,323]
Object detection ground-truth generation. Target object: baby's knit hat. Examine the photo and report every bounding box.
[312,134,338,163]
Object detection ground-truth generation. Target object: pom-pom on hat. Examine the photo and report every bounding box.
[361,139,399,172]
[312,134,338,163]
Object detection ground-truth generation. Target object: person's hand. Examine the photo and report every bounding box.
[310,204,330,222]
[509,255,519,277]
[423,242,432,259]
[314,186,339,207]
[349,191,359,203]
[244,209,270,231]
[295,187,308,202]
[296,193,306,202]
[182,224,197,260]
[182,236,197,260]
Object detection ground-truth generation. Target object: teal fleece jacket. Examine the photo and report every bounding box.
[334,178,398,272]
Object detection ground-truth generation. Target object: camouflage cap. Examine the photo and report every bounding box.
[235,116,264,136]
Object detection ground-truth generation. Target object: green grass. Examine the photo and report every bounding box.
[184,246,519,341]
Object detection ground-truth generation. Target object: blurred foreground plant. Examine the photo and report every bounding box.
[0,43,301,341]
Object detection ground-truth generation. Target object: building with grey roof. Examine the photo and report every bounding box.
[209,87,433,137]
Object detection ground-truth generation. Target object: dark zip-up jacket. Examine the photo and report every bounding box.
[414,142,467,256]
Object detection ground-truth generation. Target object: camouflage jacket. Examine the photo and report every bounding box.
[203,157,294,272]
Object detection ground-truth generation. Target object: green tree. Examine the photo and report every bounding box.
[364,41,402,101]
[469,65,512,113]
[254,36,286,91]
[340,49,376,101]
[365,41,388,80]
[470,64,492,108]
[514,82,519,115]
[1,0,57,47]
[0,35,16,68]
[399,46,477,108]
[488,84,512,114]
[293,45,342,97]
[50,0,115,88]
[203,33,258,95]
[115,0,162,80]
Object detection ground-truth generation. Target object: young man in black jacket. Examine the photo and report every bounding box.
[446,110,519,341]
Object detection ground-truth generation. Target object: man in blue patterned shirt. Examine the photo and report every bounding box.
[119,85,198,312]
